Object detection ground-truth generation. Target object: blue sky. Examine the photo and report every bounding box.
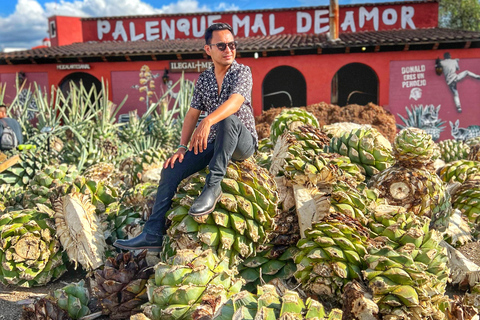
[0,0,395,49]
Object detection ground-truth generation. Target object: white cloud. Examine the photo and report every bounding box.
[215,3,240,11]
[0,0,214,50]
[0,0,48,49]
[44,0,162,17]
[159,0,209,13]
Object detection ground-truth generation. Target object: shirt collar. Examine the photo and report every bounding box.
[209,60,238,76]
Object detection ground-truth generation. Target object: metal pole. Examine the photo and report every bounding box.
[329,0,339,41]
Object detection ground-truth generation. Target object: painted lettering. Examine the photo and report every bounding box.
[146,21,159,40]
[297,12,312,33]
[359,7,379,31]
[402,79,426,88]
[162,20,175,39]
[269,14,284,35]
[177,19,190,36]
[382,9,397,25]
[314,10,329,33]
[208,15,222,26]
[401,65,426,73]
[402,6,415,29]
[97,20,111,40]
[112,21,127,41]
[252,14,267,35]
[341,11,356,32]
[192,17,206,38]
[130,22,144,41]
[233,15,250,37]
[90,5,423,42]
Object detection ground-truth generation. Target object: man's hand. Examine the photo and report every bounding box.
[164,148,187,169]
[189,119,211,155]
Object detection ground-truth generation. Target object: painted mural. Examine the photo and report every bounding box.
[0,72,49,120]
[111,65,200,115]
[389,54,480,141]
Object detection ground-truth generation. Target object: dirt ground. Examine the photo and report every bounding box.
[255,102,398,142]
[0,268,86,320]
[0,242,479,320]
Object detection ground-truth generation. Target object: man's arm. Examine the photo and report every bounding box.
[179,108,202,147]
[190,94,244,155]
[163,107,201,168]
[191,66,253,154]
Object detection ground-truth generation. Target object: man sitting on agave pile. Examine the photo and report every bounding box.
[114,23,258,250]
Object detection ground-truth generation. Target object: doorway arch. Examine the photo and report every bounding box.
[262,66,306,111]
[59,72,102,96]
[331,63,378,106]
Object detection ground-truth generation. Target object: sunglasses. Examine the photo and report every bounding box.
[209,41,238,51]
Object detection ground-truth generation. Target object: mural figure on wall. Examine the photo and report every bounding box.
[437,52,480,113]
[409,88,422,101]
[397,104,445,141]
[449,119,480,141]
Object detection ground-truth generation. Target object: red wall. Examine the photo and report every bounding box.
[49,16,83,47]
[80,2,438,42]
[2,47,480,119]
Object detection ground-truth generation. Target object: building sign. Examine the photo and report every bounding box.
[56,64,91,70]
[169,60,213,73]
[81,2,438,42]
[389,56,480,141]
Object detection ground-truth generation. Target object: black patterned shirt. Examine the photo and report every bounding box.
[191,60,258,146]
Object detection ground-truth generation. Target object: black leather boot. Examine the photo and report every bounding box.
[113,232,163,251]
[188,184,222,217]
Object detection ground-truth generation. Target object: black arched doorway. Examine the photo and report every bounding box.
[59,72,102,96]
[262,66,306,111]
[331,63,378,106]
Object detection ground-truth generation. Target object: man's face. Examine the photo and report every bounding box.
[0,108,6,118]
[205,29,236,67]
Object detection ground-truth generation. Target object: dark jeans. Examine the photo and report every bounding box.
[144,115,256,236]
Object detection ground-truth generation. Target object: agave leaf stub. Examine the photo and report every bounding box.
[54,193,106,271]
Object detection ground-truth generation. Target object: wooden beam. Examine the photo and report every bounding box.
[432,42,439,50]
[465,41,472,49]
[30,58,37,64]
[151,54,157,61]
[101,56,107,62]
[374,45,380,52]
[176,53,182,60]
[0,155,20,174]
[345,47,350,53]
[317,47,322,54]
[403,44,410,51]
[262,51,267,57]
[124,55,131,62]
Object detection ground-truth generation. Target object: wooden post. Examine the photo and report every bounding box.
[0,154,20,173]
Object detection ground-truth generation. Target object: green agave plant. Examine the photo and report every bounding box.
[397,104,445,141]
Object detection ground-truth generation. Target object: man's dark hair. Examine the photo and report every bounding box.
[444,52,451,59]
[0,105,6,111]
[205,23,233,44]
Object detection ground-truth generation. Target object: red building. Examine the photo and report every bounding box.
[1,0,480,140]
